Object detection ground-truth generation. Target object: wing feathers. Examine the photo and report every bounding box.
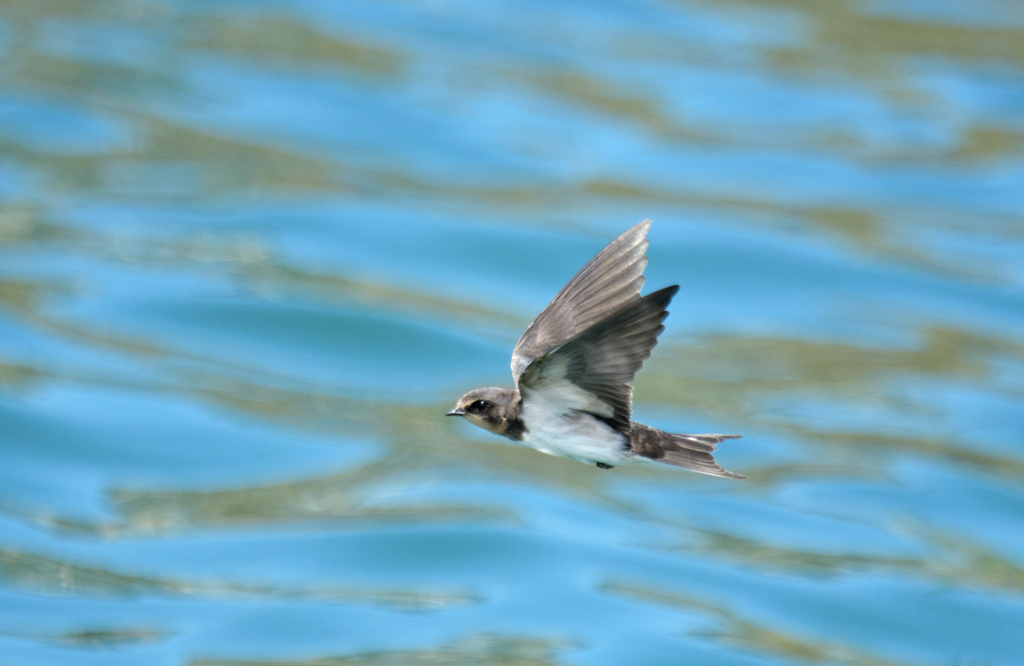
[511,221,651,382]
[518,285,679,433]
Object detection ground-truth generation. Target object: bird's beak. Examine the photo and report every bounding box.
[446,408,465,417]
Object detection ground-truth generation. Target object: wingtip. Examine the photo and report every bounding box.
[619,219,652,241]
[647,285,680,304]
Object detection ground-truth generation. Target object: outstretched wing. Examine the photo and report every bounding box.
[517,286,679,434]
[511,220,651,383]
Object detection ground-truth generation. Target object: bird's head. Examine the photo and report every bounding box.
[446,386,519,436]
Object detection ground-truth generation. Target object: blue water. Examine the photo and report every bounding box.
[2,1,1024,664]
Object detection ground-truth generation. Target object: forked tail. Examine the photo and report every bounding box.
[629,422,745,479]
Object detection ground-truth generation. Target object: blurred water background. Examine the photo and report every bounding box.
[1,0,1024,664]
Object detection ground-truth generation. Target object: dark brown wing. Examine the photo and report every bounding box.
[517,286,678,434]
[511,220,651,383]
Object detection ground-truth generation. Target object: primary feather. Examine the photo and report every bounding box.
[511,220,651,382]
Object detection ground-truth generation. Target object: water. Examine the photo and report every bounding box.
[1,0,1023,664]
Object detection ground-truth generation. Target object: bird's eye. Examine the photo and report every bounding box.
[468,400,489,413]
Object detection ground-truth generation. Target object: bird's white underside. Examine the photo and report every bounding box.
[519,380,637,466]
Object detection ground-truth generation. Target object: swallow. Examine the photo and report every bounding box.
[447,220,744,478]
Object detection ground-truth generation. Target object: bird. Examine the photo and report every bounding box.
[446,220,744,479]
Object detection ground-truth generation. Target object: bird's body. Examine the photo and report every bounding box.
[447,221,744,479]
[521,394,633,467]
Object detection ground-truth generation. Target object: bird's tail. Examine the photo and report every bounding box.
[671,433,742,452]
[661,433,745,479]
[631,423,745,479]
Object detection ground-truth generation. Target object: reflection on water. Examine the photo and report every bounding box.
[1,0,1023,664]
[0,548,478,611]
[604,577,957,666]
[193,635,570,666]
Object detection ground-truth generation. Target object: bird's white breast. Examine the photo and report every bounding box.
[520,387,635,467]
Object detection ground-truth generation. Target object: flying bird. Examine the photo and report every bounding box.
[447,220,744,478]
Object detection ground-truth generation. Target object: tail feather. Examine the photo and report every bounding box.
[629,422,745,479]
[670,433,743,453]
[659,446,746,479]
